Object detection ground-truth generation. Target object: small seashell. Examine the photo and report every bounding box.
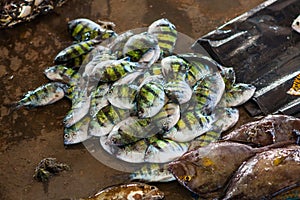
[18,6,32,18]
[34,0,44,6]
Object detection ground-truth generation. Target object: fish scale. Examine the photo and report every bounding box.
[137,81,165,118]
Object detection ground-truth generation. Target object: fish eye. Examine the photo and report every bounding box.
[183,175,192,182]
[297,21,300,26]
[150,186,156,190]
[64,134,69,139]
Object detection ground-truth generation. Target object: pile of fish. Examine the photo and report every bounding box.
[169,114,300,199]
[14,18,256,166]
[0,0,67,28]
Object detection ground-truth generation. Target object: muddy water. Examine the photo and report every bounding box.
[0,0,265,199]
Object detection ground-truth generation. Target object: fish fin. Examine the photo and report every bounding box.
[270,183,300,198]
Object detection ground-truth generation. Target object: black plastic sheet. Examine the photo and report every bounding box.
[193,0,300,117]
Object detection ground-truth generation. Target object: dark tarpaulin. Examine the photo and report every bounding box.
[192,0,300,117]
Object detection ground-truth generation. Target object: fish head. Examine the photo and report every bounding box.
[64,128,80,145]
[168,148,218,194]
[63,118,90,145]
[168,160,199,193]
[292,15,300,33]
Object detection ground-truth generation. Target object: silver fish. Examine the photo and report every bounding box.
[64,116,91,145]
[292,15,300,33]
[144,139,189,163]
[14,82,66,109]
[80,182,164,200]
[129,163,176,182]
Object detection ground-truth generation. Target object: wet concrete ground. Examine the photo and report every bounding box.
[0,0,265,199]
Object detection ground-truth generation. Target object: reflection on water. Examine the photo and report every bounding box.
[0,0,265,199]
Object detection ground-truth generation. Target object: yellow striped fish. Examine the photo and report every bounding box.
[89,83,110,117]
[220,67,236,90]
[108,30,135,59]
[287,73,300,96]
[148,18,177,56]
[136,81,166,118]
[68,18,116,42]
[151,99,180,132]
[54,39,100,64]
[188,130,222,150]
[63,90,91,128]
[91,59,139,83]
[114,139,149,163]
[96,104,130,136]
[14,82,66,109]
[129,163,176,182]
[178,53,219,87]
[161,55,189,81]
[123,32,160,66]
[192,72,225,114]
[107,116,153,146]
[107,84,138,109]
[44,65,80,85]
[144,139,189,163]
[163,108,215,142]
[220,83,256,107]
[164,80,192,104]
[64,116,91,145]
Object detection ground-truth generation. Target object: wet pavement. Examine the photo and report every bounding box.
[0,0,265,199]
